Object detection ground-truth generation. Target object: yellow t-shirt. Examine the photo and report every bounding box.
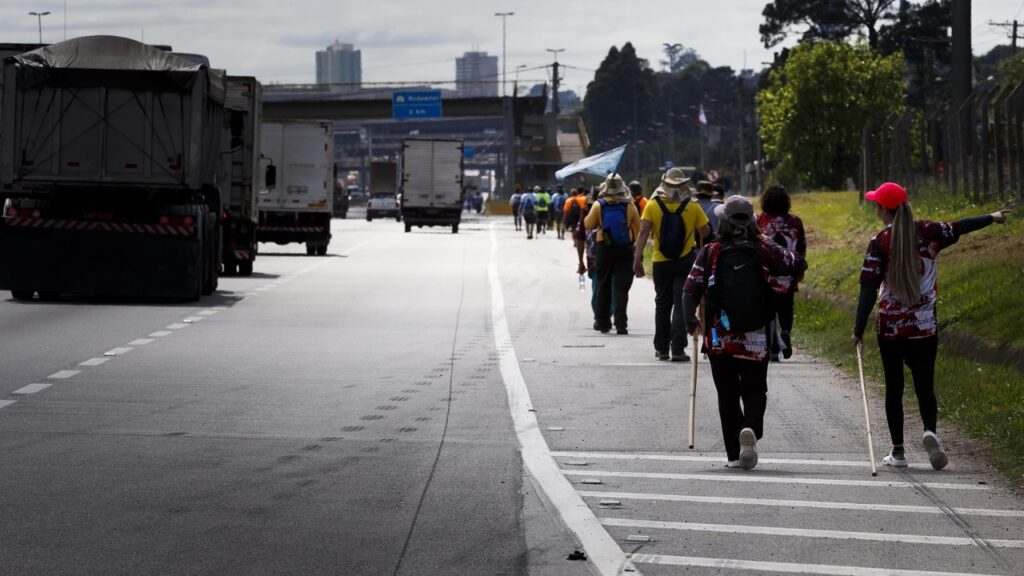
[641,197,709,262]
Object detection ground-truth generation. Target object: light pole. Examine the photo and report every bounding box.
[514,64,528,94]
[494,12,514,98]
[29,11,50,44]
[662,43,681,166]
[545,48,564,115]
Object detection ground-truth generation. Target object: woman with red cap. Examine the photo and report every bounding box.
[853,182,1009,470]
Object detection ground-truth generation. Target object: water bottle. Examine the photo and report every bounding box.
[578,274,586,292]
[711,328,720,347]
[720,311,731,331]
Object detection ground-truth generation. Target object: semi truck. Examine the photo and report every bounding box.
[400,138,464,234]
[219,76,262,276]
[257,121,334,256]
[0,36,228,301]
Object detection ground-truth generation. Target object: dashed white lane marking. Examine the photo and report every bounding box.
[630,554,1002,576]
[578,491,1024,518]
[104,347,133,356]
[165,323,189,330]
[13,383,51,395]
[562,469,990,491]
[128,338,154,346]
[182,316,203,323]
[600,517,1024,549]
[149,331,172,338]
[553,451,868,468]
[0,400,16,410]
[47,370,81,379]
[488,224,630,576]
[78,357,110,367]
[196,310,218,316]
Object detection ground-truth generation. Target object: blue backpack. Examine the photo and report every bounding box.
[599,199,631,246]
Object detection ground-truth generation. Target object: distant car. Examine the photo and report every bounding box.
[367,193,401,221]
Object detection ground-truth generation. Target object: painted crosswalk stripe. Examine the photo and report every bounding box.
[0,400,16,410]
[13,384,51,395]
[47,370,81,379]
[562,469,990,491]
[554,451,867,468]
[578,491,1024,518]
[630,553,1002,576]
[79,357,110,367]
[601,517,1024,548]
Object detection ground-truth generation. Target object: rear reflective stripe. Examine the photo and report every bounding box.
[4,218,193,236]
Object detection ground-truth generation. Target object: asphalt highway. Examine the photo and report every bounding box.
[1,210,1021,576]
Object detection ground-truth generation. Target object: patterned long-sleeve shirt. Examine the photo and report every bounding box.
[757,212,807,293]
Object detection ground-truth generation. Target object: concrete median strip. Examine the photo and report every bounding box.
[561,469,990,491]
[629,553,1003,576]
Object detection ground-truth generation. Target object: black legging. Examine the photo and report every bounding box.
[709,355,769,461]
[877,335,938,446]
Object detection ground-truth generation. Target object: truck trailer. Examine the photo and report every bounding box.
[257,121,333,256]
[0,36,227,301]
[400,138,464,234]
[219,76,263,276]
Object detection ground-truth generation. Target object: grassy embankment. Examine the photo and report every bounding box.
[792,189,1024,487]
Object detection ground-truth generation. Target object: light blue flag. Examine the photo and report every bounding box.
[555,144,627,182]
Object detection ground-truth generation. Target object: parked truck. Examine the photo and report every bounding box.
[257,121,334,256]
[400,138,464,233]
[0,36,228,301]
[218,76,262,276]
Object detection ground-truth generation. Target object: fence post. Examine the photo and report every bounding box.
[861,117,873,202]
[993,86,1009,200]
[958,94,974,199]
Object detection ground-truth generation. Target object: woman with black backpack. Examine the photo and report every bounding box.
[853,182,1008,470]
[682,196,807,469]
[757,185,807,361]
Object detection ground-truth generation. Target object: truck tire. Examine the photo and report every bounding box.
[452,224,459,234]
[405,222,412,233]
[316,245,328,256]
[11,290,34,301]
[306,244,316,256]
[224,262,238,276]
[239,261,253,276]
[367,215,373,222]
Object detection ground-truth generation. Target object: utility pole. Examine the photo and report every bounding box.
[663,43,681,166]
[951,0,971,112]
[989,20,1023,54]
[546,48,564,115]
[494,12,514,98]
[738,78,746,194]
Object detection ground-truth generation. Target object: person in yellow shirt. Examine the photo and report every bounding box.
[632,167,710,361]
[584,174,641,334]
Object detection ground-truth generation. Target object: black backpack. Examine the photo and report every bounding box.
[654,197,690,259]
[708,241,774,333]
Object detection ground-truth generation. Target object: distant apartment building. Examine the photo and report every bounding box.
[455,51,498,97]
[316,41,362,86]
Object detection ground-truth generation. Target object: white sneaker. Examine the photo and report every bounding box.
[738,428,758,470]
[882,450,908,467]
[923,431,948,470]
[725,460,742,468]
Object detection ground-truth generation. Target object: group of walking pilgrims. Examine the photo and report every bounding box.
[509,170,1009,471]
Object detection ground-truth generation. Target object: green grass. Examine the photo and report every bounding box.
[791,186,1024,488]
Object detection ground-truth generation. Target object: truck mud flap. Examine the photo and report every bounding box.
[0,225,201,300]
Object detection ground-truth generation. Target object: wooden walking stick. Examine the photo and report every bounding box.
[856,343,878,477]
[688,331,699,449]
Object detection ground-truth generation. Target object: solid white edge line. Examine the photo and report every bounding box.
[630,553,1002,576]
[488,223,632,576]
[600,517,1024,549]
[12,383,52,395]
[577,490,1024,518]
[562,469,990,491]
[553,450,868,467]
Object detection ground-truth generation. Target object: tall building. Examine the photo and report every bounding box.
[455,51,498,97]
[316,41,362,86]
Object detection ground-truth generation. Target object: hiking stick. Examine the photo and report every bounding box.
[856,343,878,477]
[688,332,699,449]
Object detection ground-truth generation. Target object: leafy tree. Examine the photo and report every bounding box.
[997,53,1024,87]
[757,41,905,189]
[761,0,897,49]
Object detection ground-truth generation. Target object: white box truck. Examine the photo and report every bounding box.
[400,138,464,233]
[219,76,262,275]
[257,121,333,255]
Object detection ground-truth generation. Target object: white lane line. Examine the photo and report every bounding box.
[631,553,1002,576]
[104,347,133,356]
[47,370,81,379]
[149,331,172,338]
[128,338,155,346]
[578,491,1024,518]
[182,316,204,323]
[165,323,190,330]
[600,517,1024,549]
[562,469,990,491]
[79,357,111,367]
[196,310,218,316]
[488,223,629,576]
[600,362,671,367]
[12,383,51,395]
[554,451,867,468]
[0,400,16,410]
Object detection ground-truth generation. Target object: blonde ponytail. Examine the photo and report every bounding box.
[887,203,921,305]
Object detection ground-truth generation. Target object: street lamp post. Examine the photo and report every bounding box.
[662,43,681,166]
[494,12,514,98]
[29,11,50,44]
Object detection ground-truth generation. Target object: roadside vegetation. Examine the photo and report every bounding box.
[791,188,1024,488]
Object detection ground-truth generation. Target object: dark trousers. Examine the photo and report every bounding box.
[652,252,696,354]
[512,208,521,229]
[595,243,634,330]
[877,335,938,446]
[709,355,769,461]
[770,291,795,354]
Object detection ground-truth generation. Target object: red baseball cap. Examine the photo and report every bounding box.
[865,182,907,209]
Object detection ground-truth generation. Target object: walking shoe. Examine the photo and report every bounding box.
[725,459,742,468]
[923,431,948,470]
[616,327,628,335]
[670,352,690,362]
[738,428,758,470]
[781,331,793,359]
[882,450,908,468]
[769,354,781,363]
[655,350,669,361]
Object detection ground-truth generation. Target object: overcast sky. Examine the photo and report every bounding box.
[2,1,1023,95]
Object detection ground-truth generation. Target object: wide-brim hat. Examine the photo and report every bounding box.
[532,185,542,192]
[714,195,755,226]
[661,167,690,188]
[599,174,629,198]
